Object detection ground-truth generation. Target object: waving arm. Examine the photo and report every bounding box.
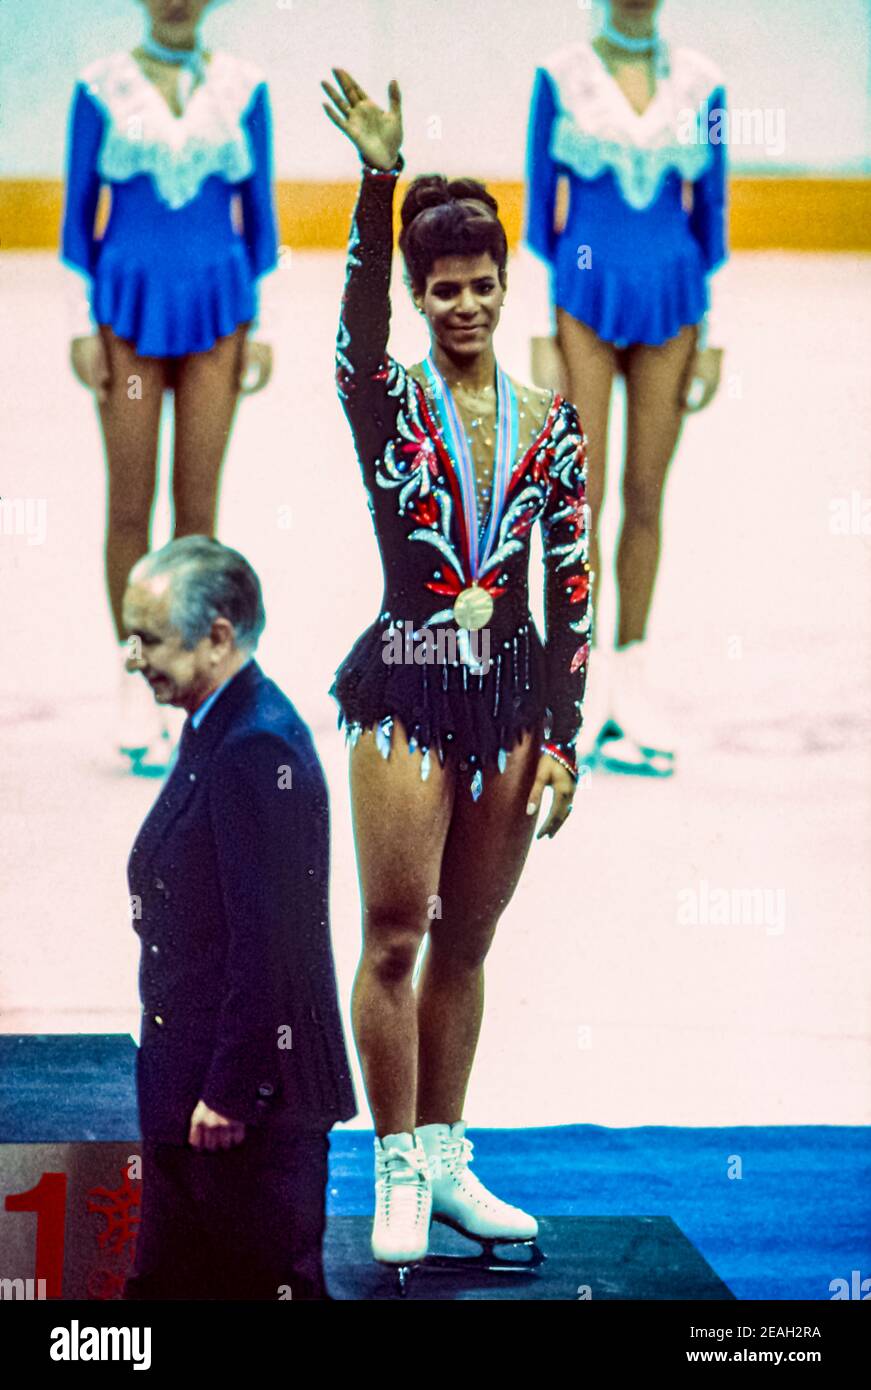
[323,69,405,460]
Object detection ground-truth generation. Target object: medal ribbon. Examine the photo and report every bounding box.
[423,353,517,581]
[141,34,207,110]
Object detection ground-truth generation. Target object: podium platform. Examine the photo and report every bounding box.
[0,1035,736,1300]
[0,1035,140,1299]
[324,1215,735,1300]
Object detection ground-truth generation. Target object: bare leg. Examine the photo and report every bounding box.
[416,723,544,1126]
[171,326,247,536]
[556,308,618,639]
[97,328,167,638]
[616,324,698,645]
[349,720,455,1136]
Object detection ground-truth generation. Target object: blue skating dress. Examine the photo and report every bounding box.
[61,50,278,358]
[525,41,727,347]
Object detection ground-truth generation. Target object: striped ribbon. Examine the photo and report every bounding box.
[423,353,518,579]
[141,34,206,111]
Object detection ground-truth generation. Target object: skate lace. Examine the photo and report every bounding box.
[376,1145,430,1221]
[439,1136,513,1214]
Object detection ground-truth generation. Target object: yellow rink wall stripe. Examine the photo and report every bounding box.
[1,177,869,252]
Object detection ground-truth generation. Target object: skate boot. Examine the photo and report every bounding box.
[415,1121,544,1273]
[600,640,676,777]
[575,645,619,767]
[371,1132,431,1293]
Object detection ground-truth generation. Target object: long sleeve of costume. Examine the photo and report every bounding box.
[540,402,593,749]
[689,84,728,339]
[523,66,561,338]
[200,733,310,1126]
[335,162,403,468]
[525,67,561,265]
[60,82,106,332]
[239,83,279,280]
[239,82,279,334]
[61,82,105,276]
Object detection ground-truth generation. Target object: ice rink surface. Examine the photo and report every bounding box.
[1,249,869,1126]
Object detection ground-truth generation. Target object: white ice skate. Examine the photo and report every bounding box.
[415,1121,544,1274]
[600,640,676,777]
[371,1132,432,1287]
[575,645,618,767]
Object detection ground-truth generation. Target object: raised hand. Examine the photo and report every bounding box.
[321,67,402,172]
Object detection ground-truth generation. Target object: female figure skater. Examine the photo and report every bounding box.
[525,0,727,774]
[322,68,592,1270]
[61,0,278,768]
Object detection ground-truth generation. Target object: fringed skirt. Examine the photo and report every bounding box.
[329,616,549,801]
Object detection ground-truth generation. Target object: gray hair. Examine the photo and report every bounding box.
[130,536,266,653]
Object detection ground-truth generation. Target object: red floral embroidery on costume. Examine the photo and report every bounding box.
[570,642,591,673]
[565,573,590,604]
[477,570,509,598]
[509,499,539,539]
[411,494,440,527]
[425,571,463,598]
[563,492,588,537]
[528,450,553,488]
[425,567,508,600]
[400,426,439,480]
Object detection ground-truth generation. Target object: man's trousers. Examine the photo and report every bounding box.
[123,1127,331,1301]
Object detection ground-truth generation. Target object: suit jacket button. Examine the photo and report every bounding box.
[153,1014,164,1026]
[154,877,165,891]
[188,772,196,782]
[257,1082,274,1098]
[149,943,160,955]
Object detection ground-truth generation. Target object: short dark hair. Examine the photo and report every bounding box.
[398,174,509,296]
[130,536,266,653]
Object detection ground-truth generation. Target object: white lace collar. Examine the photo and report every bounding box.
[543,41,724,209]
[79,50,265,209]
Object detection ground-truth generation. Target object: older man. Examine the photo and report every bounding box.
[121,535,356,1301]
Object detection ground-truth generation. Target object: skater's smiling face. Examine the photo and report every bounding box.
[400,178,509,366]
[122,575,236,714]
[138,0,214,49]
[414,253,506,363]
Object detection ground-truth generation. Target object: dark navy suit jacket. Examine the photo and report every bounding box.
[127,659,357,1143]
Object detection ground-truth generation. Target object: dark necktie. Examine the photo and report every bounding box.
[170,714,197,775]
[179,714,196,752]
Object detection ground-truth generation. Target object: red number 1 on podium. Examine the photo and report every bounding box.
[5,1172,67,1298]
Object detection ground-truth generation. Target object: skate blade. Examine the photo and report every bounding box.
[374,1256,423,1298]
[426,1213,545,1273]
[597,734,675,778]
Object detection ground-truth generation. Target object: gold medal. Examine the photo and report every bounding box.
[453,583,493,631]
